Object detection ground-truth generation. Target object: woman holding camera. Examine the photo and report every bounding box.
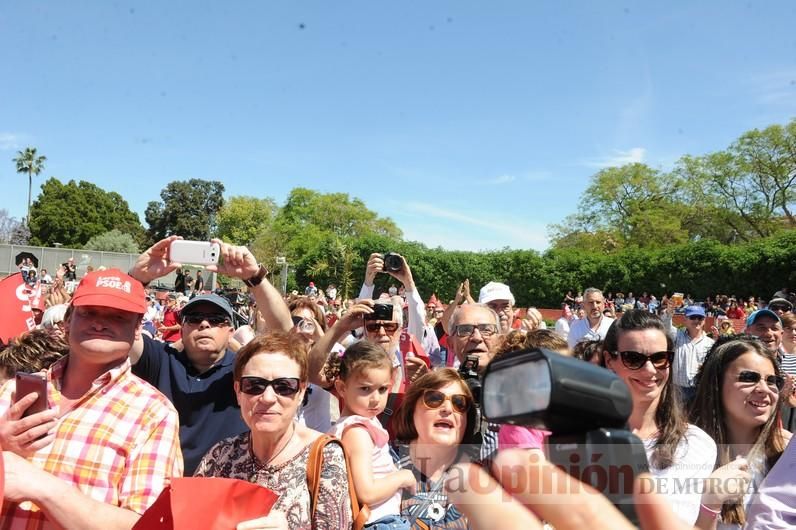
[602,310,717,526]
[391,369,478,529]
[194,332,353,529]
[691,337,791,529]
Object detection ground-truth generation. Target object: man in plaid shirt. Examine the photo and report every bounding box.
[0,269,182,529]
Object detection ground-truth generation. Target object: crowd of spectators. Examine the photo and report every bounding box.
[1,240,795,530]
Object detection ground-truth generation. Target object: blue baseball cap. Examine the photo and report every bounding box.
[746,309,781,328]
[684,305,706,318]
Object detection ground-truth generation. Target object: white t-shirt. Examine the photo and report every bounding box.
[644,424,717,525]
[554,317,570,340]
[567,316,615,348]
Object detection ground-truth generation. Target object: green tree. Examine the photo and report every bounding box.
[84,229,140,253]
[29,178,145,247]
[214,195,278,245]
[145,179,225,242]
[549,163,686,250]
[13,147,46,226]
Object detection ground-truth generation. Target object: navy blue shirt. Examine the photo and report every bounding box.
[133,336,248,475]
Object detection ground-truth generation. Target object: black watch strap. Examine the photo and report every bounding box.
[243,264,268,287]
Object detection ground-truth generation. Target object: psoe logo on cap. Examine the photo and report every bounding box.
[96,276,132,293]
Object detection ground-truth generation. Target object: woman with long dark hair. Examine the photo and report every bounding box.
[691,337,791,529]
[602,310,716,525]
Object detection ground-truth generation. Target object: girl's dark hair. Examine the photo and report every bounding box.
[690,335,786,526]
[573,339,604,366]
[392,368,478,445]
[603,310,685,469]
[323,340,392,383]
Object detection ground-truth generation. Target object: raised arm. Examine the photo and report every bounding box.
[307,300,374,387]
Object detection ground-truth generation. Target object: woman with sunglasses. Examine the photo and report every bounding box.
[602,310,717,526]
[690,337,791,529]
[391,369,478,529]
[194,331,353,530]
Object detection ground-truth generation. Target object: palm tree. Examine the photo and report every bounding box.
[13,147,47,227]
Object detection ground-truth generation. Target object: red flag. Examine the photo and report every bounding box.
[0,273,36,343]
[133,477,279,530]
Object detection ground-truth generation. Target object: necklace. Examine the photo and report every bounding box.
[249,422,297,477]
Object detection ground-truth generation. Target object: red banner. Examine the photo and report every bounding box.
[0,273,36,343]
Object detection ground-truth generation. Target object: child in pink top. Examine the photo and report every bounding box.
[326,341,414,530]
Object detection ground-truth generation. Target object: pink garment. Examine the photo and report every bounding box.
[498,425,550,450]
[328,415,400,524]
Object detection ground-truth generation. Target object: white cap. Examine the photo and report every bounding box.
[478,281,515,305]
[41,303,68,328]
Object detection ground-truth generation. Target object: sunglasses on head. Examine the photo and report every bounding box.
[453,323,498,338]
[239,376,301,397]
[182,313,231,327]
[612,350,674,370]
[737,370,785,391]
[421,389,470,414]
[365,322,400,333]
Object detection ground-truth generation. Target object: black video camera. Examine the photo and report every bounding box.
[482,348,649,525]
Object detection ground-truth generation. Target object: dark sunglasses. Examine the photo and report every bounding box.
[365,322,400,333]
[453,323,498,338]
[688,316,705,321]
[182,313,231,327]
[612,350,674,370]
[422,390,470,414]
[239,376,301,397]
[768,304,790,312]
[737,370,785,391]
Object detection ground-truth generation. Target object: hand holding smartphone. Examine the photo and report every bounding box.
[14,372,49,418]
[169,240,221,266]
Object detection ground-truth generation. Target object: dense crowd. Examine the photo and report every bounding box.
[1,237,795,530]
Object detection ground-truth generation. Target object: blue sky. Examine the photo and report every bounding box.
[2,1,795,251]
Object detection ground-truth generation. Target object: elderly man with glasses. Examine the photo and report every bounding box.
[126,237,294,475]
[663,304,714,404]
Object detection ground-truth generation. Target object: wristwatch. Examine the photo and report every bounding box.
[243,264,269,287]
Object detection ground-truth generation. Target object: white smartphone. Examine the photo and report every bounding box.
[169,240,221,266]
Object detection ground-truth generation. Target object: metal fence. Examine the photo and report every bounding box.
[0,244,177,289]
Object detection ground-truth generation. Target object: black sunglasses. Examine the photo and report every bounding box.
[422,390,470,414]
[768,304,790,312]
[182,313,231,327]
[239,376,301,397]
[612,350,674,370]
[737,370,785,391]
[365,322,400,333]
[688,316,705,321]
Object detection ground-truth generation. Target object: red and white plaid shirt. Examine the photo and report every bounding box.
[0,356,183,530]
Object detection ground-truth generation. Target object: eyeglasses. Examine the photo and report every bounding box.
[611,350,674,370]
[453,323,498,338]
[421,390,470,414]
[688,316,705,322]
[365,322,400,333]
[182,313,231,327]
[239,376,301,397]
[737,370,785,391]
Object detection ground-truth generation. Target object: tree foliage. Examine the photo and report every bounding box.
[214,196,277,245]
[29,178,145,248]
[145,179,225,243]
[84,229,140,253]
[0,209,23,244]
[551,118,796,251]
[13,147,46,225]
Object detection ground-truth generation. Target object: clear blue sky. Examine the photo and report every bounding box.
[2,1,795,251]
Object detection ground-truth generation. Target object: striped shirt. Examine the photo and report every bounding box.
[0,356,183,530]
[780,353,796,376]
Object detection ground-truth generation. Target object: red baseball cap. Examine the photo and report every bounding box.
[71,269,147,314]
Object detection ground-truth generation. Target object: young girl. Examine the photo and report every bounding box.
[326,341,415,530]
